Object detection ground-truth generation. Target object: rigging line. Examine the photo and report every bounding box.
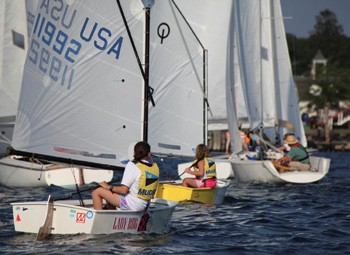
[170,0,205,50]
[115,0,155,107]
[168,2,204,93]
[70,161,85,207]
[169,1,212,116]
[30,157,45,181]
[0,134,11,144]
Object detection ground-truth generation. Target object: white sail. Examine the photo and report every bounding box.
[230,1,329,184]
[170,0,236,132]
[269,0,306,146]
[233,0,306,146]
[0,0,34,155]
[234,0,277,130]
[233,37,249,129]
[25,0,39,38]
[12,0,147,168]
[148,0,207,156]
[0,0,29,119]
[163,1,245,154]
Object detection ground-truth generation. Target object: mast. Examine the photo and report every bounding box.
[269,0,280,144]
[259,0,264,132]
[142,0,154,142]
[203,49,208,145]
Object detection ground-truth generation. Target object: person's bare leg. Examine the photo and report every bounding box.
[92,187,121,209]
[182,178,198,187]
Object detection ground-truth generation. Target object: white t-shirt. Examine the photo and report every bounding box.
[121,161,148,211]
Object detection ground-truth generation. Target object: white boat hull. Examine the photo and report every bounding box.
[0,156,113,188]
[230,156,330,184]
[177,158,234,180]
[12,198,178,235]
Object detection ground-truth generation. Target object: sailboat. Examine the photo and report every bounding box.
[229,0,330,184]
[0,0,113,188]
[145,0,229,204]
[11,0,183,236]
[174,0,242,180]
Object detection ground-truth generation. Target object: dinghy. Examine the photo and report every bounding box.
[155,180,230,205]
[0,156,113,188]
[231,155,330,184]
[229,0,330,184]
[170,0,242,179]
[9,0,211,236]
[12,198,177,236]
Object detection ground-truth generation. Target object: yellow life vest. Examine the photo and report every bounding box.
[193,157,216,179]
[136,161,159,200]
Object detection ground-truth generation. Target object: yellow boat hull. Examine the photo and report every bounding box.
[155,180,230,205]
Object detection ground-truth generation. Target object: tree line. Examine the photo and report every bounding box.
[286,9,350,109]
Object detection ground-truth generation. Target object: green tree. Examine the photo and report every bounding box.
[309,9,345,65]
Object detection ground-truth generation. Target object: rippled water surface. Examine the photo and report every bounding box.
[0,151,349,254]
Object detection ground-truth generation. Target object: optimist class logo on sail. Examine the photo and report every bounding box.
[28,0,124,90]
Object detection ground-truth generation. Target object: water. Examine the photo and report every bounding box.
[0,151,349,254]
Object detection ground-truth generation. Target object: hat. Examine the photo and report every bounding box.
[284,134,298,145]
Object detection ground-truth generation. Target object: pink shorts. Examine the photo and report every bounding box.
[194,178,217,188]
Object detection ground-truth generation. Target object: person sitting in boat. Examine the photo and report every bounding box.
[277,133,294,153]
[274,134,310,173]
[244,130,260,152]
[92,141,159,211]
[182,144,217,188]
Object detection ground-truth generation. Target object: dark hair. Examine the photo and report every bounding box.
[134,141,151,161]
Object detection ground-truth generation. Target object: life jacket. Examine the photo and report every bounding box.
[290,144,309,163]
[193,157,216,179]
[135,160,159,200]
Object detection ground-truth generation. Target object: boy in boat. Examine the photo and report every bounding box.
[182,144,217,188]
[244,130,261,152]
[92,141,159,211]
[277,133,294,153]
[273,134,310,173]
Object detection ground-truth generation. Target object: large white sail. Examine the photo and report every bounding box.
[233,0,306,146]
[0,0,35,155]
[234,0,277,130]
[25,0,39,37]
[0,0,29,119]
[148,0,207,156]
[171,0,236,132]
[12,0,146,168]
[270,0,306,146]
[165,0,245,154]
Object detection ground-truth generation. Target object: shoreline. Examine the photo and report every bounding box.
[209,129,350,152]
[305,129,350,151]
